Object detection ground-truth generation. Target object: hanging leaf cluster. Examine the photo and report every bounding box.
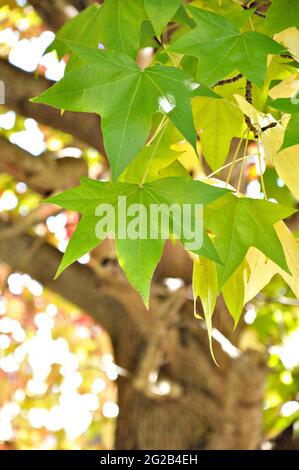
[32,0,299,355]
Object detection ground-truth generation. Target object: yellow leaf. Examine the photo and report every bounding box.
[244,222,299,303]
[171,140,204,178]
[276,221,299,298]
[234,94,275,129]
[274,27,299,62]
[244,247,277,303]
[269,73,299,100]
[261,120,299,200]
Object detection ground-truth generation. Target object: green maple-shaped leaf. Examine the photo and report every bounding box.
[46,4,101,58]
[270,98,299,150]
[144,0,181,39]
[47,177,227,305]
[32,42,197,180]
[171,6,285,87]
[205,192,294,289]
[48,0,184,59]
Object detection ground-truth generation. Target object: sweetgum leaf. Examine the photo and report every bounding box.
[205,193,295,289]
[47,177,227,305]
[33,42,197,180]
[171,6,285,87]
[47,0,147,58]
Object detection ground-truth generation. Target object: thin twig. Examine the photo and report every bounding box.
[254,10,266,18]
[237,131,249,194]
[140,116,168,186]
[226,129,247,187]
[244,80,259,138]
[205,154,253,180]
[214,73,243,87]
[261,122,277,132]
[257,293,299,307]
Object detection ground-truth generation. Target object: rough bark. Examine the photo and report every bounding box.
[115,299,267,450]
[0,59,105,152]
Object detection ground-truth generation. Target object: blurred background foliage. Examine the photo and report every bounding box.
[0,0,298,450]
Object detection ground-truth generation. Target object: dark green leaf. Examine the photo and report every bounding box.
[171,6,285,87]
[33,42,197,180]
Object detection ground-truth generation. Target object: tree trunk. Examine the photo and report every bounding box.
[113,302,267,450]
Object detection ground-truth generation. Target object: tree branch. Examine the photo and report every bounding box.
[0,59,105,153]
[0,136,88,195]
[28,0,73,31]
[27,1,103,31]
[0,220,127,346]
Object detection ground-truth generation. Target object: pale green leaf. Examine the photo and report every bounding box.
[194,96,244,170]
[222,261,247,326]
[193,256,218,364]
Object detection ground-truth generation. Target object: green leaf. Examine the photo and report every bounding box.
[191,0,254,29]
[270,98,299,114]
[46,4,101,58]
[222,261,247,326]
[194,96,244,170]
[270,98,299,150]
[205,193,294,289]
[33,42,197,180]
[192,83,222,99]
[159,159,189,178]
[171,6,285,87]
[119,121,180,184]
[144,0,181,39]
[280,114,299,150]
[264,0,299,35]
[193,256,218,364]
[120,142,178,184]
[47,176,227,305]
[48,0,147,58]
[90,0,147,56]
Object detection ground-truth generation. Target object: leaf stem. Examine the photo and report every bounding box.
[146,115,168,147]
[140,116,168,187]
[256,139,267,199]
[226,129,247,187]
[237,130,249,194]
[205,153,253,180]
